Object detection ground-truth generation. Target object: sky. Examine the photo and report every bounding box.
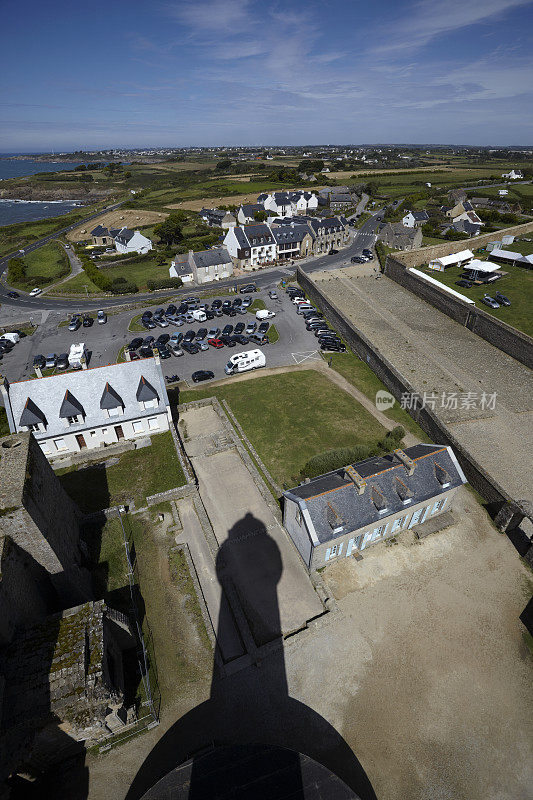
[1,0,533,151]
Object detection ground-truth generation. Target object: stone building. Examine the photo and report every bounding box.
[283,444,467,571]
[379,222,422,250]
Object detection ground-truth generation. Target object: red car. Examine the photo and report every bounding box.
[208,337,224,348]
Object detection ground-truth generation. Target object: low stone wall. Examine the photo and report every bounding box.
[297,268,514,510]
[384,255,533,369]
[146,483,196,506]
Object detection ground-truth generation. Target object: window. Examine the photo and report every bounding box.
[148,417,159,431]
[391,515,408,533]
[90,431,97,437]
[371,523,388,542]
[101,428,108,434]
[67,415,80,425]
[108,406,123,418]
[132,420,144,434]
[27,423,41,432]
[431,497,447,515]
[142,398,158,410]
[54,438,67,451]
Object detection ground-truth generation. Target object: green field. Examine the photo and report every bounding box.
[0,205,99,258]
[56,430,186,511]
[419,260,533,337]
[102,257,167,288]
[47,271,102,295]
[9,241,70,289]
[180,370,388,485]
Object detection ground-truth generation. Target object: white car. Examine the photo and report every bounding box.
[29,287,42,296]
[97,310,107,324]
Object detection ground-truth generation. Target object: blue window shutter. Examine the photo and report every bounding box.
[346,538,355,556]
[338,542,344,556]
[325,548,331,561]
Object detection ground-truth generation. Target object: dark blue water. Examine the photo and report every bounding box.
[0,157,85,180]
[0,156,87,226]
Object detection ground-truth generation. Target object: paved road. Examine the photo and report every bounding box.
[0,212,382,315]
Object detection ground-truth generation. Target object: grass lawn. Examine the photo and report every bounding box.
[9,241,70,289]
[247,298,266,312]
[323,351,430,440]
[102,257,167,289]
[129,313,146,332]
[180,370,388,485]
[418,261,533,337]
[268,324,279,343]
[56,430,186,512]
[510,239,533,256]
[47,271,102,295]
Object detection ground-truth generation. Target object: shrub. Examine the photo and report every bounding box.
[7,256,26,284]
[301,445,376,479]
[146,277,183,291]
[110,280,138,294]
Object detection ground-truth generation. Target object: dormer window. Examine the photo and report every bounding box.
[59,390,85,425]
[371,485,388,514]
[434,462,451,488]
[19,397,47,432]
[66,415,82,425]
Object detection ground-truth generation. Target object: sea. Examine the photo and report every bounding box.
[0,155,86,227]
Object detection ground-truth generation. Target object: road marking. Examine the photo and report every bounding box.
[291,350,320,364]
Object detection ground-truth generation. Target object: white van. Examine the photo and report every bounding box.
[256,309,276,320]
[0,332,20,344]
[192,309,207,322]
[296,303,314,314]
[224,348,266,375]
[68,342,87,369]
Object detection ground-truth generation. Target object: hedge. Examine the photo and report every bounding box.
[300,426,405,479]
[146,277,183,290]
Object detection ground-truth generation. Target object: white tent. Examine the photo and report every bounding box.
[428,249,474,272]
[464,259,500,274]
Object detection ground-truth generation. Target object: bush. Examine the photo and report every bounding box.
[301,445,376,479]
[7,256,26,284]
[146,277,183,291]
[110,280,138,294]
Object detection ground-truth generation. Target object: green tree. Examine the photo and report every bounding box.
[298,159,324,173]
[153,213,184,247]
[216,159,232,171]
[254,210,268,221]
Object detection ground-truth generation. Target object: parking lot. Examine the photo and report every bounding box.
[0,286,328,387]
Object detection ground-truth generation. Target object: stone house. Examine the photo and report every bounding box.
[1,358,171,459]
[272,224,314,260]
[448,188,467,205]
[89,225,153,254]
[283,444,467,571]
[170,247,234,283]
[306,216,349,254]
[379,222,422,250]
[90,224,118,247]
[224,223,277,270]
[402,210,429,228]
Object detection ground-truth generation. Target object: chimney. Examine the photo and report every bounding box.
[344,464,366,495]
[394,448,415,476]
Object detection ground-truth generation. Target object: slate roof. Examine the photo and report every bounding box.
[232,226,251,249]
[240,204,263,218]
[171,255,194,276]
[243,224,275,245]
[8,359,168,438]
[90,225,109,237]
[114,228,135,245]
[285,444,466,544]
[100,382,124,410]
[272,225,311,245]
[307,216,346,235]
[192,247,232,269]
[19,397,46,427]
[59,390,85,419]
[453,220,481,235]
[136,376,159,402]
[409,210,429,221]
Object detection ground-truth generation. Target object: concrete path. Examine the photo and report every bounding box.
[175,497,245,663]
[43,244,84,292]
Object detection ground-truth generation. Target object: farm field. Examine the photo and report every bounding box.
[66,209,168,242]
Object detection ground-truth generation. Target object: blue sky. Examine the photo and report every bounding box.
[1,0,533,150]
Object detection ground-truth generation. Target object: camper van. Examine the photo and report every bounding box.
[224,348,265,375]
[68,342,87,369]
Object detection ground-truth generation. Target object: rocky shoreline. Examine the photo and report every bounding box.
[0,185,113,202]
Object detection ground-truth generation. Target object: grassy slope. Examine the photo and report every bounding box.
[56,430,185,512]
[10,241,70,289]
[180,369,387,485]
[47,271,102,295]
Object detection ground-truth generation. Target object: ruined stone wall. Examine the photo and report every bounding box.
[0,433,91,605]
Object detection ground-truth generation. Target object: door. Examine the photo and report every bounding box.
[114,425,124,440]
[75,434,87,450]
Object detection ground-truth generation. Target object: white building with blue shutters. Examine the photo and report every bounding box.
[283,444,467,571]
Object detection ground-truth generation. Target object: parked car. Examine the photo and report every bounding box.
[182,341,200,354]
[184,312,196,324]
[208,327,221,339]
[183,330,196,343]
[7,291,19,299]
[257,322,269,335]
[56,353,69,369]
[222,324,234,336]
[156,344,171,359]
[220,334,236,347]
[241,297,253,308]
[482,294,500,309]
[170,332,183,346]
[142,336,155,346]
[199,341,209,351]
[494,291,511,306]
[233,297,242,307]
[320,341,346,352]
[362,249,373,257]
[239,283,256,293]
[208,338,224,348]
[351,256,365,264]
[232,334,250,345]
[141,311,153,320]
[222,300,232,311]
[29,287,42,296]
[156,334,170,345]
[97,309,107,324]
[166,304,177,316]
[68,316,81,332]
[45,353,57,368]
[455,279,472,288]
[196,328,208,341]
[153,316,169,328]
[128,337,144,351]
[186,300,199,310]
[214,307,223,317]
[33,354,46,369]
[143,319,156,330]
[211,299,222,309]
[192,370,215,383]
[269,290,278,299]
[82,315,93,327]
[139,345,154,357]
[169,343,184,357]
[245,322,257,335]
[234,322,245,334]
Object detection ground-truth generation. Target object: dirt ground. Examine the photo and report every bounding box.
[66,209,168,241]
[165,192,269,212]
[285,487,533,800]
